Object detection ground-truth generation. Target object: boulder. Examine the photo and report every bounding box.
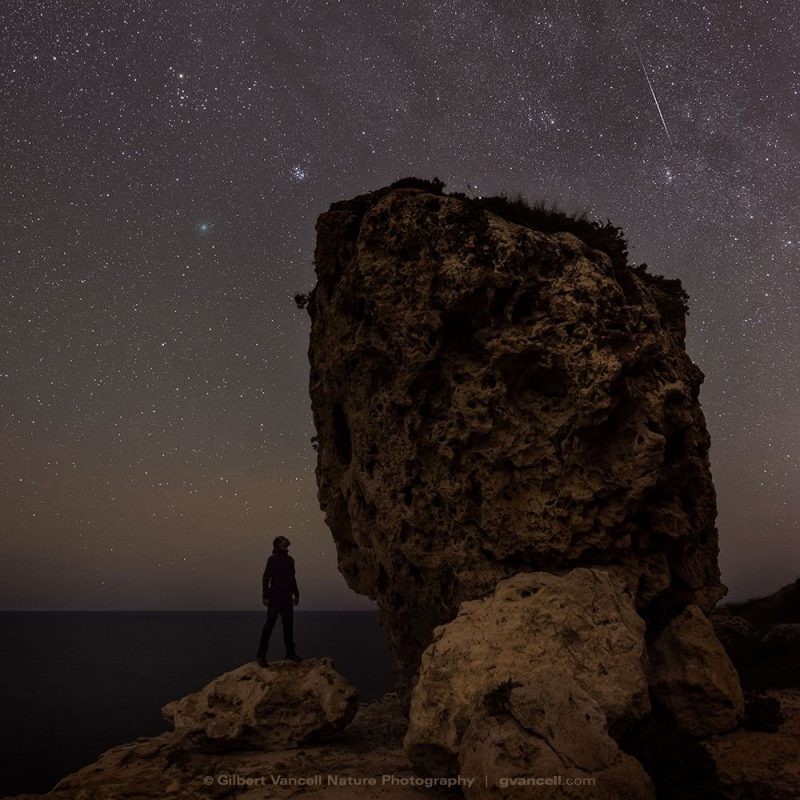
[306,181,724,698]
[161,658,358,751]
[650,605,744,737]
[403,567,651,794]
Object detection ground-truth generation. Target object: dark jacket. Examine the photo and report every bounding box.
[263,549,299,600]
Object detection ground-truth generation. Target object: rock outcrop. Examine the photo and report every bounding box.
[404,568,653,797]
[306,180,724,698]
[649,605,744,737]
[161,659,357,751]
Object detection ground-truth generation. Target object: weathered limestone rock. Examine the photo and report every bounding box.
[650,605,744,737]
[161,659,358,751]
[403,567,651,794]
[306,181,724,697]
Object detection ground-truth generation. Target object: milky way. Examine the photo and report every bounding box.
[1,0,798,609]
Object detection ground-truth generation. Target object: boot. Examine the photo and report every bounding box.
[256,652,269,668]
[286,650,302,663]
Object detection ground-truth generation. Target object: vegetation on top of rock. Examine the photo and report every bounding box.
[385,176,690,314]
[389,176,446,194]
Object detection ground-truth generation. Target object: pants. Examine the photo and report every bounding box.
[258,595,295,656]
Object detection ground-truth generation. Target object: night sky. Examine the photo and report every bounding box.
[2,1,797,610]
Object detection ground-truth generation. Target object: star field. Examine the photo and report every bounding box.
[1,0,798,609]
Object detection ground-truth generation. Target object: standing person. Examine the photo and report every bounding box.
[256,535,302,666]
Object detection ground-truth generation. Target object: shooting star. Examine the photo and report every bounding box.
[632,37,673,148]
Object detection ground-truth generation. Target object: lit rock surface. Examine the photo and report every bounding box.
[650,605,745,737]
[161,659,358,751]
[306,182,724,698]
[403,567,651,795]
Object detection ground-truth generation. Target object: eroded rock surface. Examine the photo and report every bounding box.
[403,568,652,797]
[650,605,744,737]
[306,182,724,697]
[161,659,357,751]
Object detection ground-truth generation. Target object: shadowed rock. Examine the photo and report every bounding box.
[701,689,800,800]
[650,605,744,737]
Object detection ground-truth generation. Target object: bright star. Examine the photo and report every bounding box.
[198,222,210,233]
[290,165,307,182]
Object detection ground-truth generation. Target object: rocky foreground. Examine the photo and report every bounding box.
[6,659,453,800]
[6,651,799,800]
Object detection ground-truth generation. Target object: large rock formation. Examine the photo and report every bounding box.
[404,568,654,798]
[161,659,357,751]
[306,179,725,697]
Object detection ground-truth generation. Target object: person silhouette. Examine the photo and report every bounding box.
[256,535,302,666]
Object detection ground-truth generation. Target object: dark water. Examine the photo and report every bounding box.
[0,611,393,797]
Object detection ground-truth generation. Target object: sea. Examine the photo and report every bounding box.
[0,611,393,797]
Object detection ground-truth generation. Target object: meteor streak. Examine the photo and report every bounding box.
[632,37,674,148]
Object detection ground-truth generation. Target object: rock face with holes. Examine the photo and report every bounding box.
[305,181,724,701]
